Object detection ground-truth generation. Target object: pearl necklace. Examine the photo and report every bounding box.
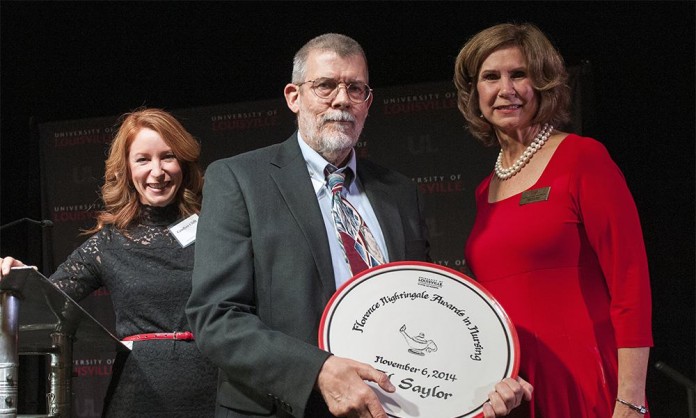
[494,124,553,180]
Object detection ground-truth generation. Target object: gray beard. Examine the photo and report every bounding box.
[299,110,362,160]
[314,131,356,155]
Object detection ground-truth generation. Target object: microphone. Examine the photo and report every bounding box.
[0,218,54,231]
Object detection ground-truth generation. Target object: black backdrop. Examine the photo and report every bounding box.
[1,1,694,417]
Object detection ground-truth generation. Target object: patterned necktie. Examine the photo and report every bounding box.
[326,168,386,275]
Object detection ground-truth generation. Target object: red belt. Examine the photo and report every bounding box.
[122,331,194,341]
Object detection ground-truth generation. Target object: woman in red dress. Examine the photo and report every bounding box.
[454,23,652,417]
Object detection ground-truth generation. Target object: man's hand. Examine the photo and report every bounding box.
[316,357,531,418]
[482,376,533,417]
[316,355,395,417]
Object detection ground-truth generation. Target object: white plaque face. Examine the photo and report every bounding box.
[319,262,519,418]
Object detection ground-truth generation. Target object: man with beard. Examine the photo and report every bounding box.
[187,33,531,418]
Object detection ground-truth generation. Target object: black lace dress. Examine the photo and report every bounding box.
[50,205,217,417]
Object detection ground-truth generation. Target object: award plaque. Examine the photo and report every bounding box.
[319,261,519,418]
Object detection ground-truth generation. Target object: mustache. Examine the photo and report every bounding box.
[321,111,356,124]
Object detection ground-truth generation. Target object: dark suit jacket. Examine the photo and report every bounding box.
[186,133,430,417]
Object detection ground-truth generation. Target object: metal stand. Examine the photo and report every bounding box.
[0,293,19,417]
[0,267,125,417]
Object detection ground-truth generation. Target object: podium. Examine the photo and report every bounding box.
[0,267,126,418]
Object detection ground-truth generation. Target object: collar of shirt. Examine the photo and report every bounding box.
[297,132,358,198]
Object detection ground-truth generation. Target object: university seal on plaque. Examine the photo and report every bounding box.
[319,261,519,418]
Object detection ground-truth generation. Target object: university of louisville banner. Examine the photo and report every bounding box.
[35,70,586,417]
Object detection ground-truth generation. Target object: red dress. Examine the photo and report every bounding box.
[465,134,653,417]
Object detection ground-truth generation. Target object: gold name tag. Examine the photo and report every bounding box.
[520,187,551,205]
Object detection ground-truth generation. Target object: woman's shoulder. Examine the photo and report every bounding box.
[561,133,610,156]
[61,225,116,264]
[473,172,493,199]
[81,224,118,247]
[551,133,614,171]
[557,133,625,186]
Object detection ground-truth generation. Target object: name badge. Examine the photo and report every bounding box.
[520,186,551,205]
[168,214,198,248]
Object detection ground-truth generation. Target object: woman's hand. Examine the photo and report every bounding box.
[483,376,533,417]
[0,257,27,277]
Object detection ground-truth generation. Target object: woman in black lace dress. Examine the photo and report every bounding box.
[2,108,217,417]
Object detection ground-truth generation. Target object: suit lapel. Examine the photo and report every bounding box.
[358,162,405,262]
[269,135,337,297]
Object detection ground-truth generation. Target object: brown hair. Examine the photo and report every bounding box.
[87,108,203,233]
[453,23,571,146]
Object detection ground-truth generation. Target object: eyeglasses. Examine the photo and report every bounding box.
[296,77,373,103]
